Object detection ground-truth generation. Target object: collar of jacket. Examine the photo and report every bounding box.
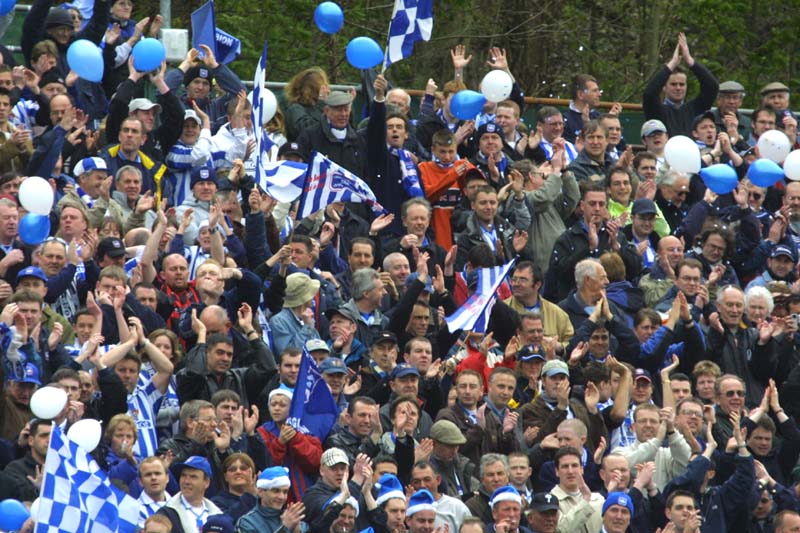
[466,212,507,235]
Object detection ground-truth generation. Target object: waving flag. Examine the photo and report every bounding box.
[36,425,139,533]
[287,348,339,441]
[296,152,385,220]
[445,258,517,333]
[258,160,308,203]
[383,0,433,69]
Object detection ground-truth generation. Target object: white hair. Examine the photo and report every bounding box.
[745,286,774,313]
[575,258,602,290]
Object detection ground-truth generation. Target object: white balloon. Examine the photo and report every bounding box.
[664,135,701,174]
[784,150,800,181]
[261,88,278,124]
[480,69,513,103]
[67,418,102,452]
[30,498,40,524]
[29,387,67,419]
[758,129,792,163]
[18,176,54,216]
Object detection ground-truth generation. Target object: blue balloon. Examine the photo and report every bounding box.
[345,37,383,70]
[699,163,738,194]
[19,213,51,246]
[0,0,16,16]
[748,158,784,187]
[66,39,103,82]
[450,90,487,121]
[132,38,166,72]
[314,2,344,34]
[0,499,29,531]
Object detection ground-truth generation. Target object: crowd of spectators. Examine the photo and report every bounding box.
[2,3,800,532]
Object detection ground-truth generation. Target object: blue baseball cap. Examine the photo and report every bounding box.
[319,357,348,375]
[518,344,546,363]
[14,363,41,385]
[174,456,212,479]
[390,363,420,380]
[16,266,48,284]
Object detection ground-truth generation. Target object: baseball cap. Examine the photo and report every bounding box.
[771,244,795,260]
[73,157,108,176]
[321,447,349,467]
[174,456,212,478]
[324,91,354,107]
[631,198,657,217]
[319,357,348,375]
[128,98,161,114]
[278,142,306,161]
[718,80,745,93]
[184,109,201,124]
[16,266,48,284]
[97,237,126,258]
[529,492,560,512]
[14,363,41,385]
[305,339,331,353]
[430,420,467,445]
[517,344,546,363]
[390,363,420,380]
[640,119,667,138]
[324,306,360,324]
[634,368,653,383]
[691,111,716,131]
[202,515,234,533]
[374,330,398,346]
[760,82,790,96]
[541,359,569,377]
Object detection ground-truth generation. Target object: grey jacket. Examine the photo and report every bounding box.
[523,171,580,274]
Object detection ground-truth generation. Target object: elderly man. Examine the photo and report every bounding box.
[712,81,751,143]
[340,268,389,346]
[297,91,368,183]
[706,286,776,407]
[384,197,447,270]
[0,197,31,281]
[557,258,629,332]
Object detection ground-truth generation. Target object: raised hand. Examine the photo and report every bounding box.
[487,47,509,71]
[450,44,472,71]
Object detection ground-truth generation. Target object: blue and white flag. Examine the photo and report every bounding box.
[36,425,139,533]
[445,258,516,333]
[286,348,339,441]
[258,160,308,203]
[297,152,385,220]
[383,0,433,69]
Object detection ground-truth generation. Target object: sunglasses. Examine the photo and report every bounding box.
[749,192,763,200]
[724,390,745,398]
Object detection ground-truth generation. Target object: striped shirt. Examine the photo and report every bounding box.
[128,376,164,459]
[540,138,578,164]
[137,490,170,528]
[165,131,214,207]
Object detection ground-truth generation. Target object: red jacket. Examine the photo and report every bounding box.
[257,422,322,503]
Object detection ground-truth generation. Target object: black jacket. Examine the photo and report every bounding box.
[642,62,719,137]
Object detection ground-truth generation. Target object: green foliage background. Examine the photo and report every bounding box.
[132,0,800,108]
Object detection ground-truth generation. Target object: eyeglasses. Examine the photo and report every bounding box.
[665,247,684,253]
[591,335,609,341]
[749,192,763,200]
[226,464,251,473]
[510,277,532,284]
[194,416,218,424]
[724,390,745,398]
[680,410,704,418]
[544,121,564,127]
[674,190,689,197]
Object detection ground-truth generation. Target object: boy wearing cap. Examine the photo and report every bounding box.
[66,156,124,228]
[159,456,223,533]
[165,107,215,208]
[165,44,246,134]
[468,122,514,187]
[237,466,308,533]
